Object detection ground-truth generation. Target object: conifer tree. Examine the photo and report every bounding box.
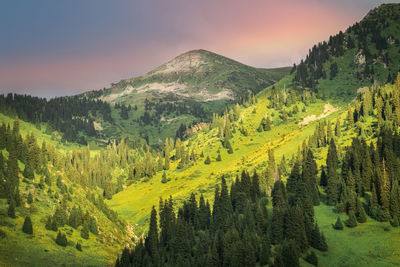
[23,162,34,180]
[226,140,233,154]
[145,206,159,264]
[27,192,33,204]
[216,152,222,162]
[161,172,168,184]
[81,222,90,239]
[204,156,211,165]
[22,216,33,234]
[320,166,327,187]
[56,231,67,247]
[347,104,354,127]
[265,115,271,131]
[346,210,358,228]
[326,139,339,205]
[335,117,341,137]
[8,198,16,218]
[333,217,344,230]
[356,198,367,223]
[164,138,170,170]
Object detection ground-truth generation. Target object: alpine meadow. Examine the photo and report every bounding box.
[1,2,400,267]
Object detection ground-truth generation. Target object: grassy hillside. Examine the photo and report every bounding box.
[108,67,400,264]
[0,114,132,266]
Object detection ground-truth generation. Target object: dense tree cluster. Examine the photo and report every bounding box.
[135,96,211,127]
[0,94,113,143]
[0,117,124,235]
[116,169,326,266]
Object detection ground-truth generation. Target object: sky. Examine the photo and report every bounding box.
[0,0,394,97]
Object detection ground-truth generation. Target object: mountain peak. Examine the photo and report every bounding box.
[147,49,215,76]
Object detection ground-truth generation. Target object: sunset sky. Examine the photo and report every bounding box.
[0,0,393,97]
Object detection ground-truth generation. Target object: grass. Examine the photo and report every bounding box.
[314,204,400,267]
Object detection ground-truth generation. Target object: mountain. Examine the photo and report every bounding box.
[88,49,289,105]
[291,3,400,99]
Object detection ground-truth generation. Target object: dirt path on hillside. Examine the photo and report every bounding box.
[299,103,340,126]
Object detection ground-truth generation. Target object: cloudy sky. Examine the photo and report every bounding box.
[0,0,393,97]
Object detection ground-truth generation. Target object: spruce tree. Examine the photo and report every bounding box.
[204,156,211,165]
[56,231,67,247]
[265,115,271,131]
[81,222,90,239]
[326,139,339,205]
[8,198,16,218]
[356,198,367,223]
[335,117,341,137]
[164,138,170,170]
[216,152,222,162]
[161,172,168,184]
[145,206,159,263]
[346,210,358,228]
[27,192,33,204]
[333,217,344,230]
[305,251,318,266]
[320,167,327,187]
[22,216,33,234]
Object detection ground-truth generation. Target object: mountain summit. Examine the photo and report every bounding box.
[89,49,289,105]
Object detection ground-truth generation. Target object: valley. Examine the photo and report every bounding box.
[1,3,400,267]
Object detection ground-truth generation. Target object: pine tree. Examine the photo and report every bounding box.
[81,222,90,239]
[157,153,163,172]
[145,206,159,264]
[161,172,168,184]
[23,162,34,180]
[22,216,33,234]
[27,192,33,204]
[305,251,318,266]
[204,156,211,165]
[391,216,399,227]
[274,240,300,267]
[320,166,327,187]
[88,215,98,235]
[164,138,170,170]
[216,152,222,162]
[265,116,271,131]
[356,198,367,223]
[346,210,358,228]
[347,104,354,127]
[326,139,339,205]
[76,242,82,251]
[335,117,341,137]
[285,205,308,252]
[333,217,344,230]
[56,231,68,247]
[45,215,57,231]
[327,121,333,141]
[8,197,16,218]
[319,232,328,251]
